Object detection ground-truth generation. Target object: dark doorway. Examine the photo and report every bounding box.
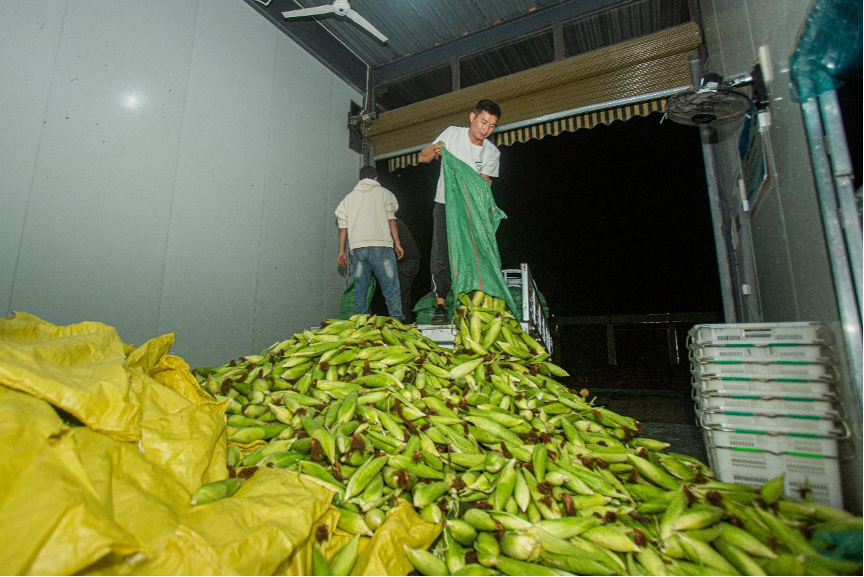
[373,112,722,393]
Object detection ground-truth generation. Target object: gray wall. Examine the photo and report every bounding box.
[1,0,361,367]
[701,0,861,512]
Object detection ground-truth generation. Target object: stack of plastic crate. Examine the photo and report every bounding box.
[688,322,847,508]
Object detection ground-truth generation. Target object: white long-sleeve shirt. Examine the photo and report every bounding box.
[335,179,399,251]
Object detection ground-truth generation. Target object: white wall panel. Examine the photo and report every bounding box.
[749,193,797,319]
[0,2,66,316]
[1,0,360,367]
[742,0,837,324]
[709,1,754,74]
[252,35,337,354]
[157,0,275,365]
[8,0,197,344]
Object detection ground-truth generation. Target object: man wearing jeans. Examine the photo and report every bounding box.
[336,165,405,319]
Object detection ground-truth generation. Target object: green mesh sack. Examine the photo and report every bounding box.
[338,275,377,319]
[507,286,549,318]
[442,149,520,319]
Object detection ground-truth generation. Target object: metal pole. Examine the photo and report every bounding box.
[801,97,863,412]
[699,130,738,323]
[691,54,738,322]
[819,90,862,315]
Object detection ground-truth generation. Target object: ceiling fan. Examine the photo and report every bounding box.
[282,0,388,44]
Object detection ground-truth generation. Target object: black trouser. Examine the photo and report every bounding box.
[398,258,420,319]
[430,202,450,299]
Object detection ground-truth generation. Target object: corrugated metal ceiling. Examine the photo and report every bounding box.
[246,0,695,109]
[279,0,571,68]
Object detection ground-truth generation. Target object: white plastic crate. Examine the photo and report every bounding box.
[691,359,837,382]
[691,375,838,400]
[693,389,840,418]
[688,343,834,363]
[417,321,537,350]
[414,324,459,349]
[698,409,847,437]
[702,427,844,508]
[688,322,833,346]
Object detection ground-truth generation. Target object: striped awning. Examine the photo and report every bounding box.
[387,98,667,172]
[494,99,666,147]
[388,152,422,172]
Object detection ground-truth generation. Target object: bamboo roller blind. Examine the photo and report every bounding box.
[370,22,702,159]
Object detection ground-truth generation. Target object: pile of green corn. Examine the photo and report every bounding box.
[193,292,861,576]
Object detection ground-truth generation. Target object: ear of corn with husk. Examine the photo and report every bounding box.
[194,292,862,576]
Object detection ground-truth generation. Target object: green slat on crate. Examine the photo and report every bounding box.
[789,414,821,420]
[788,432,821,438]
[788,451,823,458]
[731,446,763,452]
[777,378,810,383]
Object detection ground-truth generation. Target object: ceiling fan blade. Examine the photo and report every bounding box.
[345,9,388,43]
[282,5,336,19]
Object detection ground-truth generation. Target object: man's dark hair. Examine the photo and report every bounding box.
[359,165,377,180]
[474,99,501,119]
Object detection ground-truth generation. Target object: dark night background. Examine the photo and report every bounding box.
[371,112,724,390]
[375,112,722,318]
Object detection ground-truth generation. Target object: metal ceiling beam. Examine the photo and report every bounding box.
[372,0,623,85]
[241,0,367,94]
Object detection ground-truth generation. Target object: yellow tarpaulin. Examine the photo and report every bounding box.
[0,312,439,575]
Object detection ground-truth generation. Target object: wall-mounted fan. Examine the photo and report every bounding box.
[666,63,769,127]
[282,0,388,44]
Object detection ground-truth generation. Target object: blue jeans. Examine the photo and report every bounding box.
[352,246,403,319]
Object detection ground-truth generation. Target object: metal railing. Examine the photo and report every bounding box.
[503,263,554,355]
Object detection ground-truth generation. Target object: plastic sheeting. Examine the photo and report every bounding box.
[0,311,438,575]
[442,149,520,318]
[790,0,863,100]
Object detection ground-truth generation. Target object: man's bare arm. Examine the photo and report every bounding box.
[418,141,444,164]
[337,228,348,266]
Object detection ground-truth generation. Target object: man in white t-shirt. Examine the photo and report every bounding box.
[418,99,501,324]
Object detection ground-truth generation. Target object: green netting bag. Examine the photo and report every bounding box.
[442,149,519,318]
[338,275,377,319]
[507,285,549,318]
